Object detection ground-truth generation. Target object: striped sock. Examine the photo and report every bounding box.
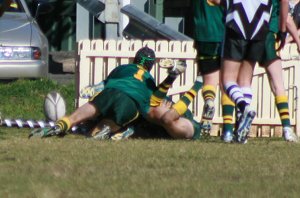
[172,76,203,115]
[202,85,216,102]
[237,86,253,120]
[224,82,247,113]
[150,75,177,107]
[201,85,216,120]
[275,95,291,127]
[221,93,235,133]
[56,116,71,132]
[241,86,252,105]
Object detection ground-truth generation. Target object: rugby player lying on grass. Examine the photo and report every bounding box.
[80,74,204,141]
[29,46,157,139]
[29,47,204,140]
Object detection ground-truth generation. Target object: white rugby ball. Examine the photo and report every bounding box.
[44,91,66,121]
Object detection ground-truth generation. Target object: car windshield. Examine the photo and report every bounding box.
[6,0,24,13]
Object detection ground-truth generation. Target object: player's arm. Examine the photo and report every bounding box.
[279,0,289,33]
[277,0,289,51]
[286,14,300,53]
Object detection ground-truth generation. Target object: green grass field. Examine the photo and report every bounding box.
[1,79,300,198]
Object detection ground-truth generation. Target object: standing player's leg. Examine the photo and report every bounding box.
[260,31,298,142]
[265,60,298,142]
[221,60,254,143]
[221,34,266,143]
[221,93,235,142]
[222,59,248,113]
[222,59,256,143]
[235,60,255,140]
[200,71,218,137]
[238,60,255,107]
[194,42,222,137]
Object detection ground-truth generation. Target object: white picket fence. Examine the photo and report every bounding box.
[76,39,300,137]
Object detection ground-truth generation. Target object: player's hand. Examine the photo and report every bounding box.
[160,99,172,108]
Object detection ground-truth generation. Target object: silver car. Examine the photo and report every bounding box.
[0,0,49,78]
